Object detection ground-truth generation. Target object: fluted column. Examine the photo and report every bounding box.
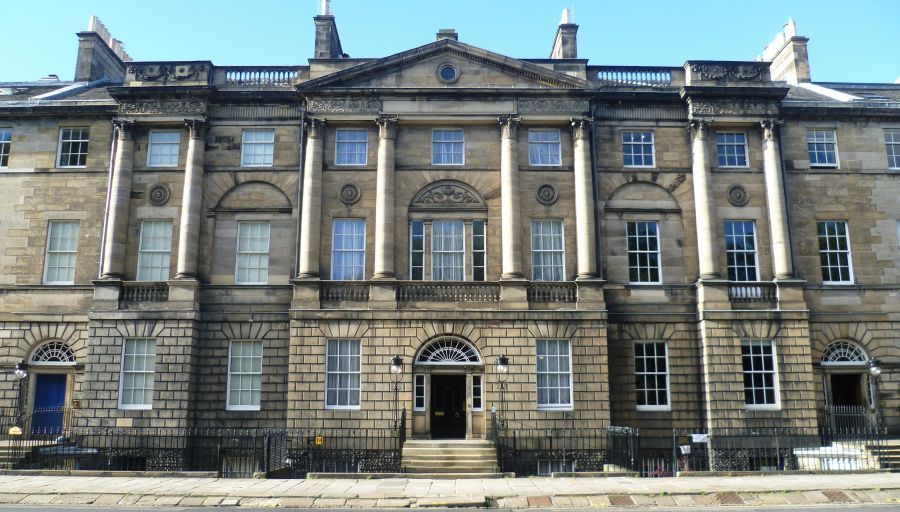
[761,120,794,279]
[690,119,719,280]
[572,119,598,279]
[499,116,523,279]
[373,116,397,279]
[297,118,325,279]
[100,120,134,279]
[174,120,206,279]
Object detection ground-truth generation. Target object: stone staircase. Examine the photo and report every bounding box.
[870,438,900,472]
[402,439,501,477]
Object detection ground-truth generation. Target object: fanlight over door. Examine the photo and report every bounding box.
[415,337,481,365]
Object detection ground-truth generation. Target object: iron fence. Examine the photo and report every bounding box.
[490,413,639,476]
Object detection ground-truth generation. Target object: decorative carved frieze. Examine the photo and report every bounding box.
[498,115,520,139]
[376,116,398,139]
[689,63,767,82]
[307,98,382,113]
[119,99,207,115]
[411,180,486,210]
[571,118,592,140]
[518,99,589,113]
[127,63,209,83]
[688,98,779,118]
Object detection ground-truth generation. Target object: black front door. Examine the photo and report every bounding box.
[831,373,865,406]
[430,374,466,439]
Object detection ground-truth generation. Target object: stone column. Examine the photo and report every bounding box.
[761,120,794,279]
[297,118,325,279]
[372,116,397,279]
[499,116,523,279]
[100,120,134,279]
[174,120,206,279]
[572,119,598,279]
[690,119,719,280]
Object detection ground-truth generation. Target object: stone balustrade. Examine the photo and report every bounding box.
[396,282,501,302]
[215,66,301,87]
[119,282,169,305]
[728,282,777,303]
[320,282,370,302]
[594,66,682,87]
[527,282,577,303]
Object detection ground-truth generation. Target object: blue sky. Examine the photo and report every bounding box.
[3,0,898,83]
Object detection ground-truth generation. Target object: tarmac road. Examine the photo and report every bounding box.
[1,506,898,512]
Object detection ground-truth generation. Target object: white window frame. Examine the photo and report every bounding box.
[431,220,465,281]
[724,220,760,282]
[528,129,562,166]
[414,374,426,411]
[136,219,173,281]
[118,338,156,410]
[885,129,900,170]
[622,130,655,168]
[325,339,362,410]
[431,128,464,165]
[43,220,80,285]
[235,221,270,285]
[741,339,780,410]
[634,341,671,411]
[330,218,366,281]
[716,131,749,168]
[626,220,661,284]
[240,129,275,167]
[334,128,368,166]
[146,130,180,167]
[817,220,854,285]
[807,129,839,168]
[472,219,487,282]
[0,128,11,168]
[226,340,263,411]
[57,127,90,168]
[531,219,566,282]
[472,374,483,411]
[536,339,573,410]
[409,220,425,280]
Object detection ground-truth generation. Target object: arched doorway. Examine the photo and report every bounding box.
[413,337,483,439]
[27,340,76,433]
[820,340,876,430]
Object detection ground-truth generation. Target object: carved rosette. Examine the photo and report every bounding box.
[185,119,207,140]
[339,184,361,205]
[571,118,591,140]
[727,184,750,207]
[148,184,171,206]
[536,184,558,206]
[306,118,325,139]
[307,98,382,114]
[498,116,520,139]
[376,116,398,140]
[690,119,711,140]
[760,119,780,141]
[113,120,134,141]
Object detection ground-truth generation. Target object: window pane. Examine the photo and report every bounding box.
[536,339,571,407]
[241,130,275,166]
[626,221,660,283]
[531,220,565,281]
[326,339,361,408]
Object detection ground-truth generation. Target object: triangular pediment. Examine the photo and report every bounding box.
[300,39,589,90]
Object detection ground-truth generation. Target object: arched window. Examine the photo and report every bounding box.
[821,341,868,366]
[29,341,76,366]
[415,337,482,365]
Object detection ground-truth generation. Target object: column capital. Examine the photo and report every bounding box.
[306,117,325,139]
[570,117,592,140]
[760,119,782,141]
[113,119,135,141]
[498,115,521,139]
[690,119,711,140]
[184,119,207,140]
[376,115,398,139]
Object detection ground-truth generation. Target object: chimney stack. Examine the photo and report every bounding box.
[74,15,130,82]
[761,18,811,83]
[550,8,578,59]
[436,29,458,42]
[314,0,346,59]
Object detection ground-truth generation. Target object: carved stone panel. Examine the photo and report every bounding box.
[410,180,486,210]
[119,99,207,116]
[687,62,769,83]
[688,98,779,118]
[518,99,589,114]
[307,98,382,114]
[126,63,210,84]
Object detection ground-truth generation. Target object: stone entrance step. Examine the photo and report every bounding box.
[402,439,499,475]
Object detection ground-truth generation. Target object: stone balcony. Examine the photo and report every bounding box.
[123,61,304,88]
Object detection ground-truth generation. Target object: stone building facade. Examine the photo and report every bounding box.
[0,11,897,446]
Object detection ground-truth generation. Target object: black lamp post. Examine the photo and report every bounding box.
[389,355,404,430]
[495,355,509,430]
[868,358,882,428]
[12,360,28,430]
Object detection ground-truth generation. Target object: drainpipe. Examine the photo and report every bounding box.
[294,108,308,277]
[97,120,119,278]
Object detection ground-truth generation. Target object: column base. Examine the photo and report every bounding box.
[173,272,198,280]
[296,272,320,280]
[500,272,524,280]
[291,278,321,309]
[371,272,396,280]
[369,280,398,309]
